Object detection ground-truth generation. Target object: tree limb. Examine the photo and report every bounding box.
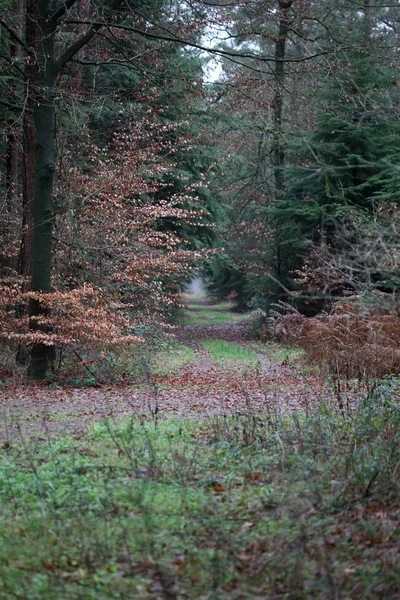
[65,19,353,64]
[50,0,78,22]
[57,0,123,70]
[0,97,31,114]
[0,18,33,54]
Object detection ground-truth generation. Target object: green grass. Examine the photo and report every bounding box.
[2,386,399,599]
[152,343,197,376]
[181,302,239,326]
[248,341,309,370]
[199,339,259,368]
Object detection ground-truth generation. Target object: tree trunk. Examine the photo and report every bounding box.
[271,1,293,286]
[71,0,91,87]
[24,0,123,377]
[364,0,372,41]
[272,0,293,198]
[19,0,36,280]
[28,3,57,378]
[16,0,36,366]
[3,0,23,275]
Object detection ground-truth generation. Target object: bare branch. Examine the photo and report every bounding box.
[0,18,33,54]
[0,97,31,114]
[57,0,124,70]
[65,19,353,65]
[50,0,78,22]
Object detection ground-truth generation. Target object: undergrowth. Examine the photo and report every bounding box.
[1,385,399,599]
[266,298,400,380]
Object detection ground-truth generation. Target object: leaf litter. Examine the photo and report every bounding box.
[0,313,357,440]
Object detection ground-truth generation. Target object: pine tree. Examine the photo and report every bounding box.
[269,47,400,303]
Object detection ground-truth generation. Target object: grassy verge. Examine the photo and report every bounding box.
[181,302,238,326]
[199,339,259,369]
[247,341,311,372]
[1,385,399,599]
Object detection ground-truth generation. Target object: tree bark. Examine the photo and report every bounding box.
[19,0,36,280]
[28,2,58,378]
[71,0,91,87]
[364,0,372,41]
[272,0,293,198]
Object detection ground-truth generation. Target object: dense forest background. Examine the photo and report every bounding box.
[1,0,400,378]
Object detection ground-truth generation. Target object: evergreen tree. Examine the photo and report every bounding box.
[268,47,400,304]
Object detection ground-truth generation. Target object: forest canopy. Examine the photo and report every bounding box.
[1,0,400,378]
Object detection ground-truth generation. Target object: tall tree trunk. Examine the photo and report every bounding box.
[364,0,372,41]
[25,0,122,377]
[4,0,23,275]
[19,0,36,280]
[271,0,293,285]
[272,0,293,198]
[28,2,57,378]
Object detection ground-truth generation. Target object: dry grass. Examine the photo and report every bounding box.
[265,299,400,379]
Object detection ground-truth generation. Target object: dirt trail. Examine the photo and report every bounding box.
[0,292,335,441]
[161,319,329,416]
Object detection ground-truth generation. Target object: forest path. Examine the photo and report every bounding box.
[0,284,333,441]
[157,285,329,418]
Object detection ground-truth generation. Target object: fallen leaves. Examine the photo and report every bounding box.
[0,310,357,440]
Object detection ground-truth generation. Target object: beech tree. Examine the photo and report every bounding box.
[0,0,214,377]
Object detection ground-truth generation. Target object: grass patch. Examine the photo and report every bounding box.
[1,386,400,599]
[181,302,238,326]
[199,339,259,368]
[152,343,197,376]
[270,346,304,362]
[250,341,308,369]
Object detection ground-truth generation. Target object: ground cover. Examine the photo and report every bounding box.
[198,339,260,368]
[1,393,399,600]
[151,343,197,377]
[0,284,399,599]
[181,301,240,326]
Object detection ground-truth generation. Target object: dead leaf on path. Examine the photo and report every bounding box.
[241,521,255,531]
[212,484,225,493]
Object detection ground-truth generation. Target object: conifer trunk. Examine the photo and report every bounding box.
[364,0,372,41]
[272,0,293,284]
[28,3,57,378]
[272,0,293,197]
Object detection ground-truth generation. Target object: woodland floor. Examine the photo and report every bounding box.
[0,287,348,441]
[1,287,399,600]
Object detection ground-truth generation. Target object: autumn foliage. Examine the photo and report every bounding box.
[266,298,400,380]
[0,117,208,355]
